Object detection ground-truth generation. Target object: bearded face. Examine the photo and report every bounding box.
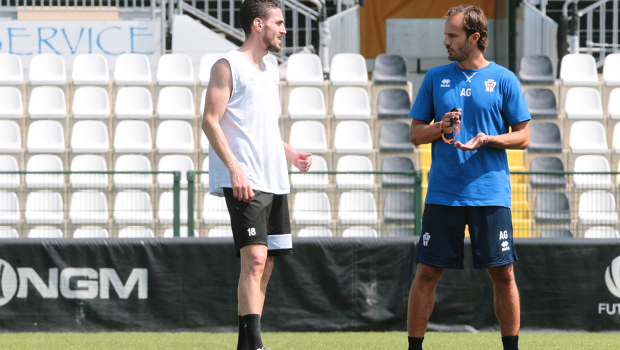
[446,36,473,62]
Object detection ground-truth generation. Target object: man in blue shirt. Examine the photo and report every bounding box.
[406,6,530,350]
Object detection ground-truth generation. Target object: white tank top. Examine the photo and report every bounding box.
[209,50,289,196]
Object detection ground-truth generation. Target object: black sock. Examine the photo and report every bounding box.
[237,316,248,350]
[242,314,264,350]
[408,336,424,350]
[502,335,519,350]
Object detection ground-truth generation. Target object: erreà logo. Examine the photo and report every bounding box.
[605,256,620,298]
[0,258,147,307]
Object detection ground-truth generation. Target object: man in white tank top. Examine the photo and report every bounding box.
[202,1,312,349]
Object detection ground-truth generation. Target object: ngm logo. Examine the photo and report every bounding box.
[599,256,620,315]
[0,259,147,307]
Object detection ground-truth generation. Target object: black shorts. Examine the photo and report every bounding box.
[223,188,293,258]
[415,204,518,269]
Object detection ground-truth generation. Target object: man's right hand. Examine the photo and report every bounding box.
[440,110,461,134]
[231,168,254,202]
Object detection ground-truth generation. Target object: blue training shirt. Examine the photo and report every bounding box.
[410,61,531,208]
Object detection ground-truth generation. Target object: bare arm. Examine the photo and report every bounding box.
[409,110,462,146]
[454,120,530,151]
[282,141,312,173]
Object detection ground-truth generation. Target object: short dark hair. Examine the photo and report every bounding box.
[445,5,489,54]
[239,0,281,37]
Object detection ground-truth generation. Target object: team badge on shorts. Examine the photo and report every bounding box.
[422,232,431,247]
[484,79,496,93]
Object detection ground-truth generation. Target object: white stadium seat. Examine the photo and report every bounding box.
[338,191,378,225]
[603,53,620,86]
[0,54,23,85]
[584,226,620,239]
[578,190,618,225]
[28,86,66,119]
[292,191,331,225]
[157,87,195,119]
[0,227,19,238]
[573,155,612,190]
[288,121,327,153]
[333,87,371,119]
[201,132,210,153]
[560,54,599,86]
[342,226,378,238]
[201,157,209,188]
[114,54,152,86]
[208,226,233,237]
[0,191,20,224]
[70,155,108,189]
[71,120,110,153]
[115,87,153,119]
[198,53,223,86]
[158,190,189,224]
[118,226,154,238]
[114,155,152,189]
[25,191,64,224]
[287,87,326,119]
[25,154,64,189]
[69,190,109,224]
[156,120,195,153]
[564,88,603,119]
[290,155,328,190]
[157,53,194,86]
[0,121,21,153]
[336,155,374,189]
[73,226,109,238]
[330,53,368,86]
[114,120,152,153]
[297,227,333,237]
[0,87,23,118]
[200,89,207,115]
[613,123,620,154]
[27,120,65,153]
[0,156,19,189]
[286,54,323,86]
[28,226,63,238]
[609,89,620,119]
[113,190,153,224]
[29,54,66,85]
[569,121,607,154]
[157,155,194,189]
[72,87,110,119]
[72,54,109,85]
[164,226,198,238]
[202,194,230,224]
[334,121,373,154]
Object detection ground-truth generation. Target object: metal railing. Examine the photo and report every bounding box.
[0,0,156,15]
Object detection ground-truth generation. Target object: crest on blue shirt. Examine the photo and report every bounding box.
[484,79,496,93]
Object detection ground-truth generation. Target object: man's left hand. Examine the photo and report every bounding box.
[293,152,313,173]
[454,133,487,151]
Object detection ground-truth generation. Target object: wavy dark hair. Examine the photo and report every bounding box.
[239,0,281,36]
[445,5,489,54]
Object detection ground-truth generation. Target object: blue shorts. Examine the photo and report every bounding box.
[415,204,518,269]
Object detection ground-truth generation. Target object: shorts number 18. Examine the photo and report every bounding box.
[247,228,256,236]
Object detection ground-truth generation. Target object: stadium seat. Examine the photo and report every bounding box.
[114,54,152,86]
[115,87,153,119]
[534,192,571,224]
[198,53,224,86]
[28,54,66,85]
[28,86,66,119]
[164,226,198,238]
[0,227,19,238]
[292,192,331,225]
[378,121,414,152]
[202,194,230,224]
[388,227,416,237]
[338,191,378,225]
[156,120,195,153]
[72,87,110,119]
[584,226,620,239]
[381,156,415,187]
[201,157,209,189]
[0,54,23,85]
[0,191,20,224]
[285,54,323,86]
[71,120,110,153]
[524,88,558,119]
[72,54,109,85]
[377,88,411,119]
[297,227,333,237]
[529,156,566,188]
[334,121,372,154]
[519,55,555,84]
[200,89,207,114]
[157,87,195,119]
[27,120,65,153]
[208,226,233,237]
[118,226,154,238]
[157,155,193,189]
[70,155,108,189]
[573,155,611,189]
[114,155,152,189]
[560,54,599,86]
[603,53,620,86]
[342,226,378,238]
[25,155,64,189]
[201,133,210,153]
[540,227,574,238]
[578,191,618,225]
[336,155,373,189]
[157,53,194,86]
[25,191,63,224]
[569,121,607,154]
[333,87,371,119]
[158,190,189,224]
[289,121,328,153]
[330,53,368,86]
[73,226,109,238]
[565,88,603,119]
[383,191,415,223]
[0,121,21,154]
[28,227,63,239]
[372,54,407,85]
[613,123,620,153]
[287,87,326,119]
[610,89,620,119]
[0,156,19,189]
[114,120,152,153]
[290,155,328,189]
[0,87,23,118]
[528,122,562,153]
[113,190,153,224]
[69,190,109,224]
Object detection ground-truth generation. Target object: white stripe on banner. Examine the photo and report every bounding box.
[267,234,292,250]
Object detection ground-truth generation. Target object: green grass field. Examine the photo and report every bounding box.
[0,332,618,349]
